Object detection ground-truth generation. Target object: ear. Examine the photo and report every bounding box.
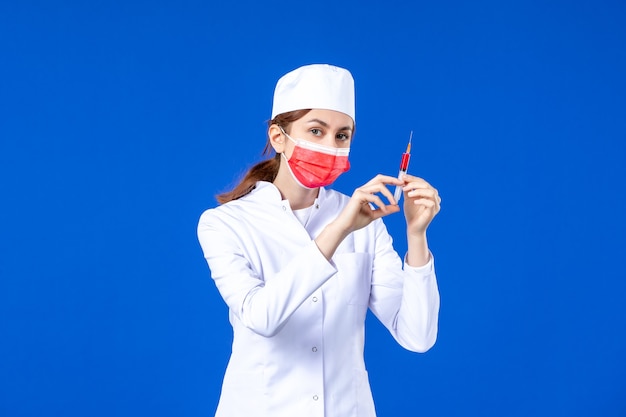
[268,124,286,154]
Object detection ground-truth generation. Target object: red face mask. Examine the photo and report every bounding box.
[282,131,350,189]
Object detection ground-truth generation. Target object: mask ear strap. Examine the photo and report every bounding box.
[277,127,292,159]
[279,126,296,145]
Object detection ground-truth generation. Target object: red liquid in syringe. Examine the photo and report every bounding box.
[393,132,413,202]
[399,148,411,171]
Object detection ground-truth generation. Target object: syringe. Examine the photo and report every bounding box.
[393,131,413,203]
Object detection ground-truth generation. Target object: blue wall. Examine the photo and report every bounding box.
[1,1,625,415]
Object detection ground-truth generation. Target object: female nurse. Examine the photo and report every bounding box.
[197,64,441,417]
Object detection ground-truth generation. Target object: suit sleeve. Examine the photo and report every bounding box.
[367,219,440,352]
[197,209,337,337]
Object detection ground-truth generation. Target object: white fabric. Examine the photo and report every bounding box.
[292,204,315,226]
[271,64,356,122]
[197,182,440,417]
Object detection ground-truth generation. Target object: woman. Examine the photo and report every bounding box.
[197,64,441,417]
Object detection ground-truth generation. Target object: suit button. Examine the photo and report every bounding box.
[312,296,318,302]
[312,347,317,352]
[313,395,319,401]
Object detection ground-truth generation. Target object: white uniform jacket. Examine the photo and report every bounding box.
[197,181,440,417]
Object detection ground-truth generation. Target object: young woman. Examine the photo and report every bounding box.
[197,64,441,417]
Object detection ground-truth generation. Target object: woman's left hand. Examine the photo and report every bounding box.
[401,174,441,236]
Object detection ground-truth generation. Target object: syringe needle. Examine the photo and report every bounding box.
[406,131,413,153]
[393,131,413,204]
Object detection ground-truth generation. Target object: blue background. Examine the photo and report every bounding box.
[1,1,625,416]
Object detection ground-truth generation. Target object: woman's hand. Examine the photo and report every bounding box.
[399,174,441,266]
[315,175,402,260]
[401,174,441,237]
[333,174,403,234]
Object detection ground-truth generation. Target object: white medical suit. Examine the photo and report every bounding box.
[197,181,440,417]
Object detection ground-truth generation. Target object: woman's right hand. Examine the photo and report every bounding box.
[315,175,402,260]
[334,174,403,233]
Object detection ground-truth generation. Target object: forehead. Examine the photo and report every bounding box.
[298,109,354,129]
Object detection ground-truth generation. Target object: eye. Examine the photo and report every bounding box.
[310,128,323,136]
[336,132,351,142]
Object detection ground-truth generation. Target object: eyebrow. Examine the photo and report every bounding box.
[305,118,353,132]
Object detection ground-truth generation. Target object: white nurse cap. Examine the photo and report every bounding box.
[271,64,355,123]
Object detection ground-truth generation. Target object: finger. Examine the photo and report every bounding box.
[366,174,404,187]
[401,175,432,188]
[369,202,401,218]
[403,182,438,194]
[405,188,438,201]
[358,190,393,212]
[357,175,405,207]
[354,189,401,215]
[358,182,399,205]
[411,198,437,208]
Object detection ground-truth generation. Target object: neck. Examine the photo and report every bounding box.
[273,160,319,210]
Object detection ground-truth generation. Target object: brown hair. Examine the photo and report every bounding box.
[216,109,311,204]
